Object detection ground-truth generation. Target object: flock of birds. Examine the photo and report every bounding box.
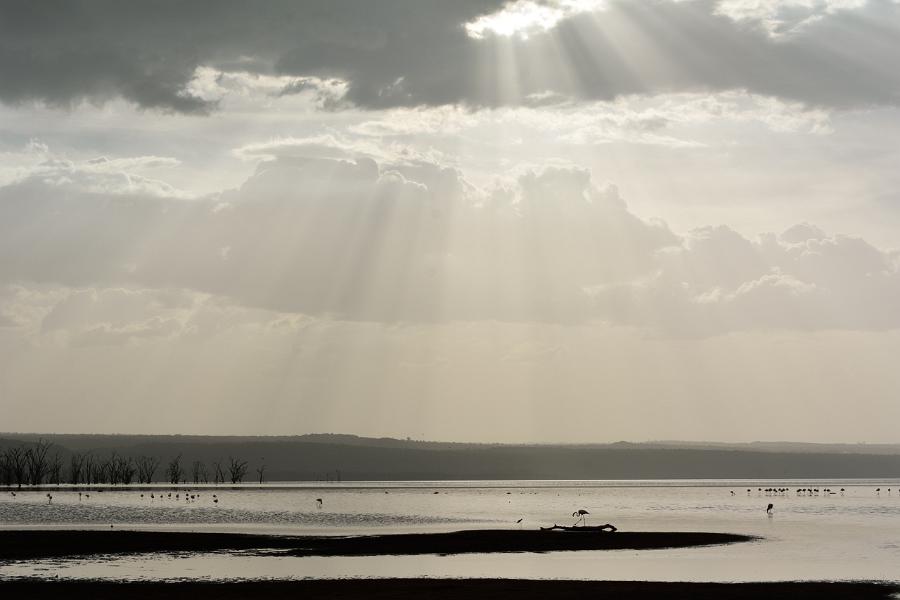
[8,489,331,510]
[731,487,855,497]
[8,486,898,518]
[722,486,893,515]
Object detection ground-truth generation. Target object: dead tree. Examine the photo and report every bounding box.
[104,454,136,485]
[48,452,63,485]
[121,457,137,485]
[105,453,120,485]
[25,439,52,485]
[191,460,208,484]
[212,459,226,484]
[136,456,160,484]
[0,452,10,486]
[68,452,86,485]
[166,454,184,485]
[82,454,96,484]
[94,456,111,484]
[227,456,248,484]
[1,447,25,487]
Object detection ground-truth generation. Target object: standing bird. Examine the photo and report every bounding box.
[573,509,590,526]
[316,498,323,509]
[766,503,774,515]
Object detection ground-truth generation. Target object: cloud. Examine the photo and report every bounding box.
[714,0,868,35]
[465,0,604,39]
[0,148,188,199]
[1,0,898,113]
[589,225,900,335]
[0,143,680,323]
[1,141,898,334]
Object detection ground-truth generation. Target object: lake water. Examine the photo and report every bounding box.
[2,479,900,582]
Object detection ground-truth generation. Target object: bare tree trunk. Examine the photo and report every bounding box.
[25,439,52,486]
[136,456,160,484]
[0,452,10,487]
[48,452,63,485]
[2,446,27,487]
[68,452,85,485]
[121,457,137,485]
[166,454,184,485]
[191,460,209,484]
[212,460,226,484]
[83,454,97,485]
[227,456,248,484]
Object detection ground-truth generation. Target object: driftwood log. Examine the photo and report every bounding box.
[539,523,617,532]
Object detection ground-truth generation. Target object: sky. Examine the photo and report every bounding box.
[1,0,900,443]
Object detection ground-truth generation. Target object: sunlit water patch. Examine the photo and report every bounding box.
[3,480,900,582]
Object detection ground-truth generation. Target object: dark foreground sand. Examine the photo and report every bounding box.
[0,529,754,561]
[1,579,897,599]
[1,531,894,599]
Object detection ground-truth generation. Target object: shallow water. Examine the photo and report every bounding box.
[2,479,900,582]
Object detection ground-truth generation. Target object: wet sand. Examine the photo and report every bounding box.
[0,529,753,561]
[0,579,897,599]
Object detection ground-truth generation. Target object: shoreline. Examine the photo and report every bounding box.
[0,579,897,599]
[0,529,755,561]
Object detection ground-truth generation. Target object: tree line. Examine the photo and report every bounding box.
[0,440,261,487]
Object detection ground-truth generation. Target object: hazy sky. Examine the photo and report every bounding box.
[2,0,900,443]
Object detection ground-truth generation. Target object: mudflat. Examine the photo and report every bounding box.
[0,528,753,560]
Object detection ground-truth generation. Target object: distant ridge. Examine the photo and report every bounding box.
[3,433,900,481]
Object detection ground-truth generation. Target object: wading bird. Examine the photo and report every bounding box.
[573,509,589,526]
[766,503,774,515]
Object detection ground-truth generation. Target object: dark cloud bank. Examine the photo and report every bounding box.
[1,0,899,113]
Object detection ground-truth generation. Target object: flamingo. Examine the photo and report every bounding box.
[316,498,323,509]
[573,509,590,526]
[766,503,774,515]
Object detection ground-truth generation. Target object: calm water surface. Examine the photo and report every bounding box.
[2,480,900,582]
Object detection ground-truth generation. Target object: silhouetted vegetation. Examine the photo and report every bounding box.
[166,454,184,484]
[212,459,226,484]
[0,438,258,486]
[191,460,208,484]
[48,452,63,485]
[68,452,85,484]
[136,456,160,484]
[227,456,248,484]
[24,438,52,485]
[2,446,26,487]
